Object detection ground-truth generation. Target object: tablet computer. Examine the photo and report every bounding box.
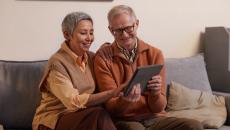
[123,64,163,96]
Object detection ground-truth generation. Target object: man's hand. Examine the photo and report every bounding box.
[147,75,162,96]
[121,83,141,102]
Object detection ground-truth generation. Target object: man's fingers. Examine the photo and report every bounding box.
[134,84,141,94]
[148,79,161,84]
[151,75,161,80]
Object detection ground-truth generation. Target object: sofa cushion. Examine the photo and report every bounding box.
[0,60,47,129]
[217,125,230,130]
[167,81,226,129]
[165,54,212,92]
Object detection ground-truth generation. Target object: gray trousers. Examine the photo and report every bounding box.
[115,117,203,130]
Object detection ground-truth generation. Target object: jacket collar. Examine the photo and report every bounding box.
[112,38,149,60]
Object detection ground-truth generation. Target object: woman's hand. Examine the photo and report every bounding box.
[110,81,128,97]
[121,83,141,102]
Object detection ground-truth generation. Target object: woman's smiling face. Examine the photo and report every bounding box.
[69,20,94,56]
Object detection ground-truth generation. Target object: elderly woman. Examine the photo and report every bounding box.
[32,12,120,130]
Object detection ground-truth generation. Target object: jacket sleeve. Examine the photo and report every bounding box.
[148,50,167,113]
[94,53,136,115]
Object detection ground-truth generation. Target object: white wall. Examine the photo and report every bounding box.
[1,0,230,61]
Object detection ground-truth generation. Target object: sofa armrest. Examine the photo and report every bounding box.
[213,91,230,126]
[0,124,3,130]
[212,91,230,97]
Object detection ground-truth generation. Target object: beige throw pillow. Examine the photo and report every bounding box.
[166,81,227,128]
[0,124,3,130]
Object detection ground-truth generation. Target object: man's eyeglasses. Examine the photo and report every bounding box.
[111,24,135,36]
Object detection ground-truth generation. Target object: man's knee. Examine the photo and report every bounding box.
[115,121,145,130]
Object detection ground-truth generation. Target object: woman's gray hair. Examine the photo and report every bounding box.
[107,5,137,25]
[62,12,93,36]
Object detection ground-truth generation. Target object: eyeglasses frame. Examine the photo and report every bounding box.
[110,23,136,36]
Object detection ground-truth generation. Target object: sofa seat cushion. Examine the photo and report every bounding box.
[206,125,230,130]
[217,125,230,130]
[166,81,227,129]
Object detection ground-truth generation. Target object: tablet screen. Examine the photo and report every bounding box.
[123,64,163,96]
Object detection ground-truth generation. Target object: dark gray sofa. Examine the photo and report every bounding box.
[0,60,46,130]
[0,54,230,130]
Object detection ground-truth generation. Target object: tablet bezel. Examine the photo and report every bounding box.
[123,64,163,96]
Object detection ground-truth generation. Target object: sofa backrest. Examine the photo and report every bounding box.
[0,60,47,129]
[0,54,212,129]
[165,54,212,93]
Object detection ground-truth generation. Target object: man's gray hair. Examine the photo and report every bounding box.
[107,5,137,24]
[62,12,93,36]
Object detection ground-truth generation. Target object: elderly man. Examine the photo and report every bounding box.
[94,5,203,130]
